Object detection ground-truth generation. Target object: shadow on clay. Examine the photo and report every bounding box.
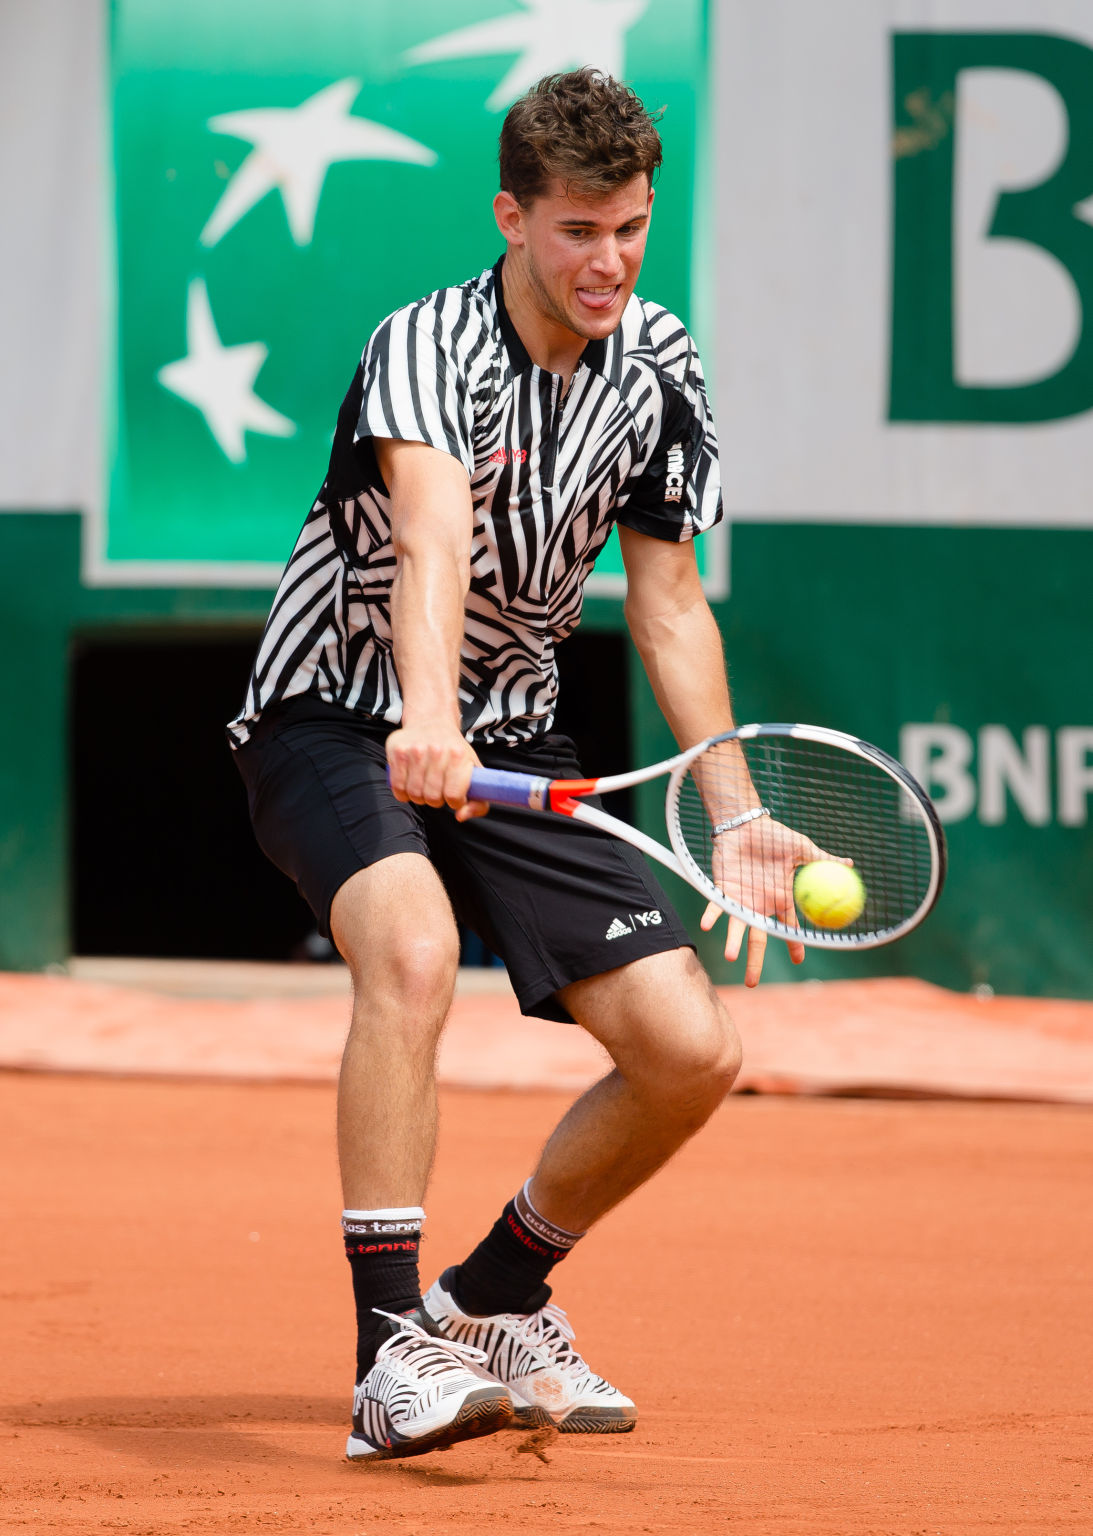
[2,1394,347,1469]
[350,1424,560,1485]
[2,1396,560,1478]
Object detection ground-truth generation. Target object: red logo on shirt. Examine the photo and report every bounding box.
[489,448,528,465]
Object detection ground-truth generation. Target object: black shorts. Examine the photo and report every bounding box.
[232,696,692,1023]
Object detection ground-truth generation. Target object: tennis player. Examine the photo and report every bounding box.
[229,68,806,1460]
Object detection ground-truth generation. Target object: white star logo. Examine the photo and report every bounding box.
[403,0,648,112]
[157,279,296,464]
[200,78,438,247]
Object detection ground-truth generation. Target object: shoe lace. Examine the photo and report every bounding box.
[509,1302,590,1380]
[373,1308,489,1371]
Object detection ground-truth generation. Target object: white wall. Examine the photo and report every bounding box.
[0,0,105,511]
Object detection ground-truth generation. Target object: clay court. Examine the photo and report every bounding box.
[2,971,1092,1535]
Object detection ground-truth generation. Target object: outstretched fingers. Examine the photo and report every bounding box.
[742,924,768,987]
[701,883,804,989]
[701,901,745,959]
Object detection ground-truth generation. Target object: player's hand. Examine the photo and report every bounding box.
[386,725,488,821]
[699,817,850,987]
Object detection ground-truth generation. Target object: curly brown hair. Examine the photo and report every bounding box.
[499,68,663,206]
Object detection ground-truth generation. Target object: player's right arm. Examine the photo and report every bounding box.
[376,437,486,820]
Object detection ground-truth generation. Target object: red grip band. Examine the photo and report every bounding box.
[548,778,597,814]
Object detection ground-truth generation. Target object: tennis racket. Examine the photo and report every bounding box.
[467,723,946,949]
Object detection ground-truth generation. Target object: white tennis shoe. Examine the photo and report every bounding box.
[422,1269,637,1433]
[346,1308,514,1461]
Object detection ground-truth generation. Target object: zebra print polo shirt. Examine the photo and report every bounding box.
[228,257,723,749]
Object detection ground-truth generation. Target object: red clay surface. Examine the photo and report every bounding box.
[2,1071,1091,1534]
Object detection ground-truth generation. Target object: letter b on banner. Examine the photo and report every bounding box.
[890,32,1093,423]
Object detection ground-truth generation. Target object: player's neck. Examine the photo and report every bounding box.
[500,254,588,391]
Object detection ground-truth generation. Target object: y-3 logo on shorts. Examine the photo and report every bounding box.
[605,910,663,940]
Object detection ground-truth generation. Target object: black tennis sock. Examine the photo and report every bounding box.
[342,1207,425,1382]
[451,1180,585,1317]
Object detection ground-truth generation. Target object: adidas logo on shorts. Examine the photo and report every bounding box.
[605,911,662,940]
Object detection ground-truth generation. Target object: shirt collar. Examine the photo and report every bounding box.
[492,255,608,378]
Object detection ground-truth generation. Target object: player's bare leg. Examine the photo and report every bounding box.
[331,851,460,1209]
[331,853,515,1460]
[423,946,739,1433]
[529,946,741,1231]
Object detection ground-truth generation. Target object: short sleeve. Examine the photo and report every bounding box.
[615,321,723,543]
[354,294,477,475]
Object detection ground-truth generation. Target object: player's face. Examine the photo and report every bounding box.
[496,176,654,342]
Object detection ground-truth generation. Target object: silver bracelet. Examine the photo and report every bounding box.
[711,806,771,836]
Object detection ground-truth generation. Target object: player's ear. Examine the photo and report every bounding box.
[493,190,525,245]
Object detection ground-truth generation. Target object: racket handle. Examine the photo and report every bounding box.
[468,767,550,809]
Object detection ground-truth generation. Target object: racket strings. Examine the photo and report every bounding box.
[675,736,935,942]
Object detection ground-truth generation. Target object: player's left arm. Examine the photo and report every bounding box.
[618,526,731,749]
[619,527,807,986]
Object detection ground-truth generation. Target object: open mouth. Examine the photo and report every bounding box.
[575,285,620,311]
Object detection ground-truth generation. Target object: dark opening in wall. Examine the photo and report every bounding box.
[69,627,631,961]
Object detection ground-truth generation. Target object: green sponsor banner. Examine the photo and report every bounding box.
[699,8,1093,996]
[890,31,1093,424]
[107,0,708,582]
[653,525,1090,999]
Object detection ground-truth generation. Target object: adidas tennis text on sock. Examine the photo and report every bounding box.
[453,1180,585,1317]
[342,1206,425,1381]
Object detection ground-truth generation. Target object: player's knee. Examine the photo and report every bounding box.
[711,1018,744,1097]
[394,930,460,1005]
[656,1009,742,1115]
[346,927,459,1015]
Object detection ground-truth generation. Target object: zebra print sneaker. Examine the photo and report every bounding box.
[346,1307,514,1461]
[422,1269,637,1434]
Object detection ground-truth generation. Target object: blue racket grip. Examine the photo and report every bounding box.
[384,765,549,809]
[468,767,545,808]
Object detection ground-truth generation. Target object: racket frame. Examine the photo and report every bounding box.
[468,723,946,951]
[663,724,945,949]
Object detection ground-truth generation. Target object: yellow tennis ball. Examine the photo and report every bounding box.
[793,861,866,929]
